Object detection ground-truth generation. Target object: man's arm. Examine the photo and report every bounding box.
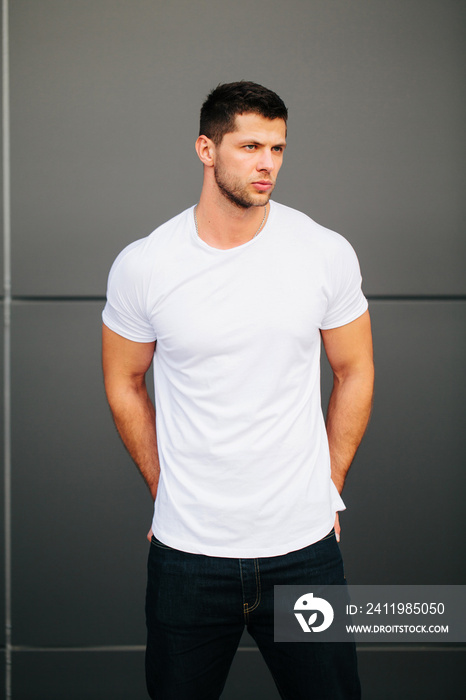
[321,310,374,536]
[102,324,159,501]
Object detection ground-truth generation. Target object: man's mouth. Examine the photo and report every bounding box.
[252,181,274,192]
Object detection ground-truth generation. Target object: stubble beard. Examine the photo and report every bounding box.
[214,163,272,210]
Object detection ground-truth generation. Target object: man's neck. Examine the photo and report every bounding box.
[195,194,269,250]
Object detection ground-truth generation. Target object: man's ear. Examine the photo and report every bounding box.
[195,135,215,167]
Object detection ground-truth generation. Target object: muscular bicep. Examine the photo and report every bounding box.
[102,323,155,390]
[321,310,373,380]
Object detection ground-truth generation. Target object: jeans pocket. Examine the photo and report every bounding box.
[320,528,335,542]
[151,535,175,551]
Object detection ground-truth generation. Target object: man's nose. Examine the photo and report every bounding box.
[256,150,274,172]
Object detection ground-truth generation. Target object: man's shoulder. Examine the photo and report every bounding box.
[149,205,195,239]
[132,206,194,250]
[271,200,314,226]
[110,206,194,269]
[271,201,353,252]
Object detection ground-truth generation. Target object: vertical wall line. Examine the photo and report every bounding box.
[2,0,11,698]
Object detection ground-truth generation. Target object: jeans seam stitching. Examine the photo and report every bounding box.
[247,559,261,613]
[239,560,249,623]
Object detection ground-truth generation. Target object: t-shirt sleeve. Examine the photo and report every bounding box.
[102,241,157,343]
[319,236,368,330]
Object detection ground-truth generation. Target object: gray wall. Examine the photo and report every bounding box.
[2,1,465,697]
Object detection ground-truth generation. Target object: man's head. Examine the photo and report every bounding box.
[199,81,288,146]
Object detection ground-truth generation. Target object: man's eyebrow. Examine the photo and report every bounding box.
[238,138,287,147]
[237,138,263,144]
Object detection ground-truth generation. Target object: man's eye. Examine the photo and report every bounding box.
[244,145,256,150]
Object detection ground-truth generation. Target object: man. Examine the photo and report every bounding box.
[102,81,374,699]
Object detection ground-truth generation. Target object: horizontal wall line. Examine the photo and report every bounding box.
[367,295,466,302]
[2,294,466,304]
[10,296,108,303]
[10,645,146,653]
[4,644,465,653]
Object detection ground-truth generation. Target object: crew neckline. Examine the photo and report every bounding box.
[191,201,275,253]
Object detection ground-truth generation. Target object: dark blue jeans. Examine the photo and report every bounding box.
[145,530,360,699]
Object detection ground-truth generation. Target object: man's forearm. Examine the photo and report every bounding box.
[326,368,374,494]
[106,381,160,501]
[102,325,159,501]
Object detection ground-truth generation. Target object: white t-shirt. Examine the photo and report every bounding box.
[103,201,368,557]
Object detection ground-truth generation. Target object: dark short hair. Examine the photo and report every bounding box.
[199,81,288,145]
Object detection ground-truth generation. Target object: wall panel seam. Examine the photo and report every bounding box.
[5,644,465,653]
[7,296,466,303]
[2,2,11,698]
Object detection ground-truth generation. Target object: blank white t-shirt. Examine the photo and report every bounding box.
[103,201,368,557]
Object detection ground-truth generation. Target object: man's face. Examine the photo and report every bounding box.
[213,113,287,209]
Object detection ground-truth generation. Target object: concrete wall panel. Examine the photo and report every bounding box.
[322,301,466,584]
[10,0,466,296]
[3,1,465,697]
[11,302,150,646]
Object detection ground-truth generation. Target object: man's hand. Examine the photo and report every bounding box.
[334,512,341,542]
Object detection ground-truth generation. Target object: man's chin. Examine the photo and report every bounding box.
[217,183,272,209]
[226,195,269,210]
[248,190,272,207]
